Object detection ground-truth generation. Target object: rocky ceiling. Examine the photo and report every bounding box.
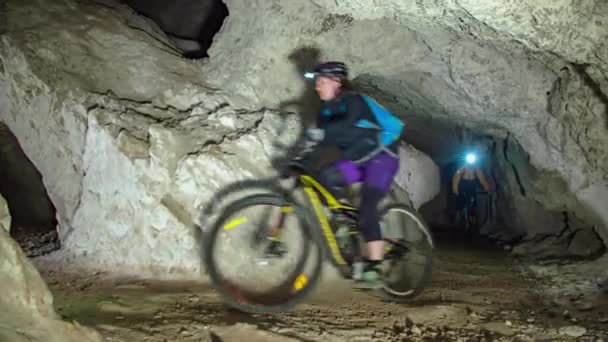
[0,0,606,274]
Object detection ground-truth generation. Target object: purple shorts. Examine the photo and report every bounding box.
[333,152,400,192]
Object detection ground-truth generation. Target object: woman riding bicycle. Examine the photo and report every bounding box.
[451,153,491,231]
[287,61,403,289]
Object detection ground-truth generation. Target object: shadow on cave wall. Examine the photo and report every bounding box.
[198,46,324,228]
[0,122,60,257]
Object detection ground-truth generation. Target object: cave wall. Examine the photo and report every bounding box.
[490,135,605,258]
[202,0,608,243]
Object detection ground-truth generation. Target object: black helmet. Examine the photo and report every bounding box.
[305,61,348,80]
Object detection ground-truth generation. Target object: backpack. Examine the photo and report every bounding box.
[356,95,404,147]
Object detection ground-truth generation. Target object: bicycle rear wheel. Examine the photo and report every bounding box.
[379,203,434,300]
[202,193,324,313]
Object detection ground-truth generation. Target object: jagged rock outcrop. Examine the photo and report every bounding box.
[202,0,608,247]
[0,194,102,342]
[488,135,605,258]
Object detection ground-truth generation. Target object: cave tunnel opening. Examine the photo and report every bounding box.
[419,130,606,260]
[121,0,229,59]
[351,76,606,260]
[0,122,60,257]
[419,135,504,243]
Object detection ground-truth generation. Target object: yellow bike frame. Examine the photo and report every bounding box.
[296,175,357,266]
[221,174,358,267]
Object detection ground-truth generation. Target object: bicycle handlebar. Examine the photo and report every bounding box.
[279,160,308,180]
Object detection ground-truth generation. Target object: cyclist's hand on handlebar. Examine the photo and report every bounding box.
[305,128,325,142]
[301,130,323,152]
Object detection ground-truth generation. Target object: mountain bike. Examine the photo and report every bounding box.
[201,163,434,313]
[461,194,478,236]
[460,191,494,237]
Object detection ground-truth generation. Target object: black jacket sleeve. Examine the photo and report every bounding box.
[318,94,368,146]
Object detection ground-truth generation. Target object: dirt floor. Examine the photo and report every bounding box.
[30,234,608,342]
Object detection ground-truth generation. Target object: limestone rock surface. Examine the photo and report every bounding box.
[0,194,102,342]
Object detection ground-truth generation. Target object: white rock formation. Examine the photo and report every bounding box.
[394,143,440,210]
[0,194,102,342]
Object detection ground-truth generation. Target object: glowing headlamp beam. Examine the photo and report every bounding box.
[465,153,477,164]
[304,72,316,79]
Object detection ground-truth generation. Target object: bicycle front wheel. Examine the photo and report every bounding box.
[202,193,324,313]
[379,203,434,300]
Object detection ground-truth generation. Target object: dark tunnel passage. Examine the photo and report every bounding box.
[351,75,606,261]
[0,122,60,257]
[416,130,606,260]
[121,0,229,59]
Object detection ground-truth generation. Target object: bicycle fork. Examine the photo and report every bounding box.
[265,194,349,268]
[268,206,290,239]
